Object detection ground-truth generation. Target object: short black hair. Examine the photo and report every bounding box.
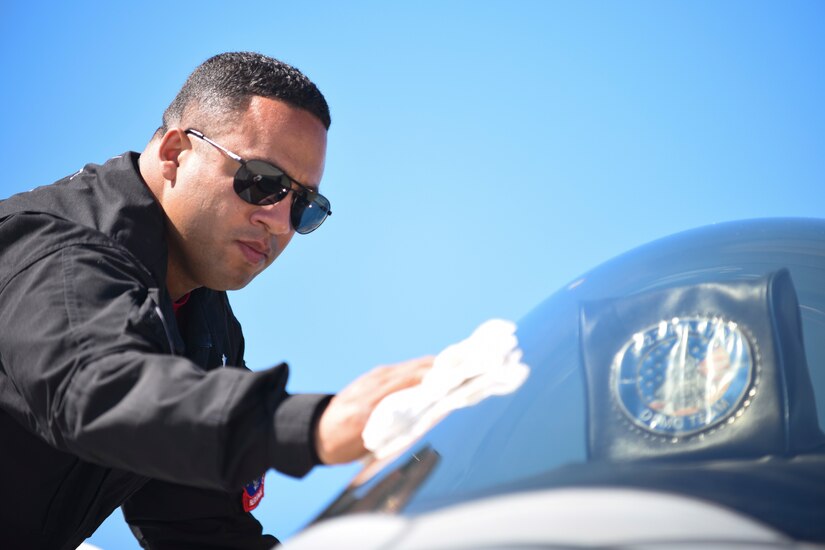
[160,52,330,134]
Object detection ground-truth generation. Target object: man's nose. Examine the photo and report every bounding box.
[250,196,293,235]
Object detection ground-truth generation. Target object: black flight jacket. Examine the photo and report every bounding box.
[0,153,331,549]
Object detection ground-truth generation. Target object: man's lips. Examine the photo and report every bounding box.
[237,240,271,264]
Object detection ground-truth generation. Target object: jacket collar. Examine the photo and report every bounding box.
[80,152,169,285]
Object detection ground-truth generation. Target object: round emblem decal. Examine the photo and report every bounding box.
[612,317,755,438]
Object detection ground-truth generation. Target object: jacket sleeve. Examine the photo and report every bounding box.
[122,479,278,549]
[0,220,330,491]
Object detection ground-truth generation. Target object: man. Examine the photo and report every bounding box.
[0,52,431,549]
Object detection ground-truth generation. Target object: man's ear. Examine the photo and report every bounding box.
[157,128,188,182]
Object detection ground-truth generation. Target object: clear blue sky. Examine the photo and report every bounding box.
[1,1,823,547]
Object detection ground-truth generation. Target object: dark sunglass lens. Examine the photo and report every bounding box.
[291,193,331,234]
[234,161,291,205]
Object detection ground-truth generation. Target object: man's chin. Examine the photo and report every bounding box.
[223,279,255,292]
[207,272,259,292]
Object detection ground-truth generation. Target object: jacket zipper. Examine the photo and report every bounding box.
[153,304,177,355]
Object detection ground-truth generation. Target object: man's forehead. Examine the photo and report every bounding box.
[234,97,328,186]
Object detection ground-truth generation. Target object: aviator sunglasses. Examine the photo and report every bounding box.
[185,128,331,234]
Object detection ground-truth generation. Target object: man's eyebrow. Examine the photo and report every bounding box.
[248,154,317,191]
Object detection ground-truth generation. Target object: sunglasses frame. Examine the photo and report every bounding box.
[184,128,331,234]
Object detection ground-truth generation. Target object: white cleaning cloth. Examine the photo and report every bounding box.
[362,319,530,460]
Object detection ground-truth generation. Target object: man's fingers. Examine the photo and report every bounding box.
[363,356,434,401]
[314,355,434,465]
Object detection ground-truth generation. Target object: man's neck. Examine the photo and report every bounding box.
[166,263,198,301]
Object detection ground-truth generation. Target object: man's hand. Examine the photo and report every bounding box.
[315,356,434,465]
